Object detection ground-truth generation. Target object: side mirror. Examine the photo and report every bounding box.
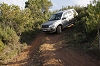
[62,17,66,20]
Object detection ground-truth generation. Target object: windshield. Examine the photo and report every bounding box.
[48,13,62,21]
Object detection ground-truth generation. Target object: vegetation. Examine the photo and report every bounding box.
[54,0,100,59]
[74,0,100,50]
[0,0,52,63]
[68,0,100,59]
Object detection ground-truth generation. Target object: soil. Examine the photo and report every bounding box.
[6,27,100,66]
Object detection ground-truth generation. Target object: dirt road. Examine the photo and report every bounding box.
[7,28,100,66]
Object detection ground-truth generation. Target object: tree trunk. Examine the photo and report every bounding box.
[98,28,100,49]
[98,18,100,50]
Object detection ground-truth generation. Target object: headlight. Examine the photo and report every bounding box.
[49,25,55,28]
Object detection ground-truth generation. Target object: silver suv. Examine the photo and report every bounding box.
[41,9,78,33]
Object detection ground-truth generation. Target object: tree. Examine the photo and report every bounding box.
[94,0,100,49]
[0,3,34,62]
[25,0,53,28]
[25,0,52,16]
[86,0,100,49]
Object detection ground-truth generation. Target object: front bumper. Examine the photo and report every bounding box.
[41,28,56,33]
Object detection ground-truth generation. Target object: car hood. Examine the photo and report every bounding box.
[42,20,58,25]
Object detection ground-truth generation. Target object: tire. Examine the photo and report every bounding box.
[57,25,62,34]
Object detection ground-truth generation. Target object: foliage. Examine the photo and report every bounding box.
[0,4,33,35]
[70,0,100,53]
[0,0,53,63]
[0,40,5,53]
[25,0,53,25]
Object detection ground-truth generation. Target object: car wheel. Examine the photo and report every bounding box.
[57,25,62,34]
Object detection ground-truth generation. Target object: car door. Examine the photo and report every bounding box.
[67,11,74,25]
[61,12,69,27]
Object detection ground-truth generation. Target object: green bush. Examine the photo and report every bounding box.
[0,1,52,63]
[70,1,100,57]
[0,40,5,53]
[0,26,19,45]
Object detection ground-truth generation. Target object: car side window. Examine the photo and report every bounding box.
[63,12,68,18]
[67,11,72,16]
